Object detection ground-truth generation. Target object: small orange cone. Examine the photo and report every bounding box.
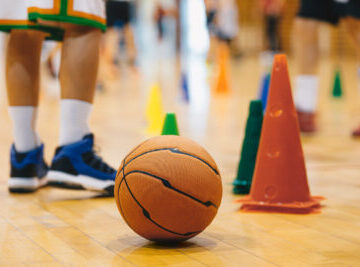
[214,42,230,94]
[238,54,324,214]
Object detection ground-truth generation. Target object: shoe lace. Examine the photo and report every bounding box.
[84,145,116,173]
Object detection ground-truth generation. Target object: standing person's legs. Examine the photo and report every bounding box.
[58,24,101,146]
[6,29,45,151]
[6,29,48,192]
[343,18,360,136]
[293,0,340,133]
[293,18,320,133]
[344,18,360,62]
[266,15,280,51]
[47,23,116,192]
[123,24,137,65]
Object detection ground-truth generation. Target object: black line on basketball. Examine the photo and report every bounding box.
[120,172,200,237]
[119,147,219,175]
[124,170,218,208]
[116,159,132,228]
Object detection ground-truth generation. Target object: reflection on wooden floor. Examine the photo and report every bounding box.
[0,56,360,266]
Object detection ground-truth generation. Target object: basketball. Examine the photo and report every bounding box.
[114,135,223,242]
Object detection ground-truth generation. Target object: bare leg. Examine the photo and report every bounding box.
[294,18,319,75]
[6,30,45,152]
[344,17,360,62]
[57,24,102,145]
[293,18,320,133]
[343,18,360,136]
[123,24,137,66]
[101,27,121,80]
[46,24,116,191]
[6,30,45,106]
[60,24,101,103]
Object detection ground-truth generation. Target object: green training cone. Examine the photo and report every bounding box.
[233,100,263,194]
[332,68,343,98]
[161,113,180,135]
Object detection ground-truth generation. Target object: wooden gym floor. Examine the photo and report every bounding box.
[0,55,360,266]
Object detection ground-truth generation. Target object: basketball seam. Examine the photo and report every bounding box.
[124,170,218,208]
[118,148,220,176]
[118,161,200,237]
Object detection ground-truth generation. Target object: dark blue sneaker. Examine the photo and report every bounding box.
[9,144,48,193]
[47,134,116,193]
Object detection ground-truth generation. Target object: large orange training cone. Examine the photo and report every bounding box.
[238,54,324,214]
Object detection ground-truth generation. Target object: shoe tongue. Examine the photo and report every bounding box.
[83,133,94,146]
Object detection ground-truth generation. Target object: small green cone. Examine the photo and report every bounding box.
[161,113,180,135]
[332,68,343,98]
[233,100,263,195]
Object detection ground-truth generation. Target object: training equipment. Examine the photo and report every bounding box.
[47,134,116,193]
[8,144,48,193]
[214,42,230,94]
[162,113,180,136]
[180,72,190,102]
[238,54,324,214]
[146,84,165,135]
[332,68,343,98]
[259,73,271,111]
[233,100,263,194]
[114,135,222,242]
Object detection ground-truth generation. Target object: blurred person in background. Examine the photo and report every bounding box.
[205,0,239,62]
[154,0,178,42]
[293,0,360,135]
[204,0,218,62]
[216,0,239,46]
[259,0,284,52]
[102,0,138,80]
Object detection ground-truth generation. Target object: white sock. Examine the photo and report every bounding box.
[59,99,92,146]
[8,106,40,152]
[294,75,319,113]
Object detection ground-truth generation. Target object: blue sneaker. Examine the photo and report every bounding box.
[47,134,116,193]
[9,144,48,193]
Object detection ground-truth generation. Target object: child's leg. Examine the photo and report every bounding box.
[343,18,360,136]
[344,18,360,75]
[293,18,320,132]
[6,29,45,152]
[58,24,101,146]
[48,24,115,192]
[6,29,48,192]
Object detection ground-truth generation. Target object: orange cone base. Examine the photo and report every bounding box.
[238,196,324,214]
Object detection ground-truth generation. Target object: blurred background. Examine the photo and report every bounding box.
[0,0,359,176]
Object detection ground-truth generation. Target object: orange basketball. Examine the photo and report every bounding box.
[114,135,222,242]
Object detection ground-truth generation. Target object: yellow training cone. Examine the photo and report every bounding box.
[146,83,164,135]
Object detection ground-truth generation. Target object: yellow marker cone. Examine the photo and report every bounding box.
[146,83,164,134]
[215,42,231,94]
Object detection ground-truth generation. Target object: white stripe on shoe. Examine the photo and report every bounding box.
[8,177,47,191]
[47,171,114,191]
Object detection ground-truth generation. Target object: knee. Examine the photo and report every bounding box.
[10,29,45,42]
[63,23,102,37]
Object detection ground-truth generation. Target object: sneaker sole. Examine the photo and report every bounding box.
[8,177,48,193]
[47,171,114,193]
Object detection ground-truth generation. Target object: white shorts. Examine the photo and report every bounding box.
[0,0,106,40]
